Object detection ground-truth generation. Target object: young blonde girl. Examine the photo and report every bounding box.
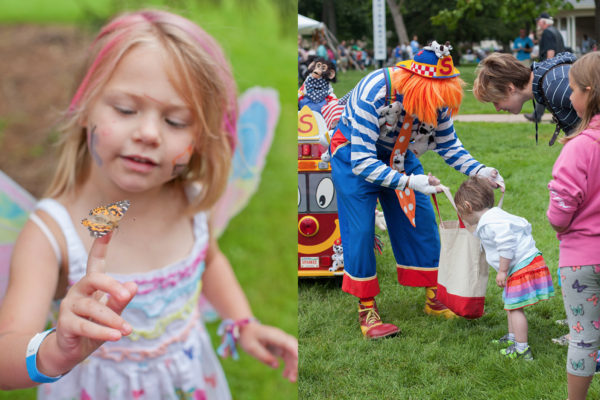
[454,177,554,361]
[547,51,600,400]
[0,9,297,398]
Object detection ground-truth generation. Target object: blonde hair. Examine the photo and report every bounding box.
[454,176,495,216]
[46,9,237,213]
[473,53,531,103]
[391,68,464,127]
[560,52,600,143]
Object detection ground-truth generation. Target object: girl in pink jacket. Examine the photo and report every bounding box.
[547,51,600,400]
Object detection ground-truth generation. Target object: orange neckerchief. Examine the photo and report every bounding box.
[389,114,416,227]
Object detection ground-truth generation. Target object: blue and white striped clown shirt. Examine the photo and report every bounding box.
[336,68,485,190]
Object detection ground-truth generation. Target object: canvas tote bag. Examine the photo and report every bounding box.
[433,185,504,319]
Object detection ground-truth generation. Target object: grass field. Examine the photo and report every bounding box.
[0,1,297,399]
[299,64,595,398]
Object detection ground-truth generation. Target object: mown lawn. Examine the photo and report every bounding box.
[0,1,297,399]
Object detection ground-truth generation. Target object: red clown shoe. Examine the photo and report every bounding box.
[358,300,400,339]
[424,286,456,318]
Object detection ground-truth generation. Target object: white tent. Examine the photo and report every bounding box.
[298,14,324,35]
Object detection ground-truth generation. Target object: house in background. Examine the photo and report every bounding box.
[555,0,596,54]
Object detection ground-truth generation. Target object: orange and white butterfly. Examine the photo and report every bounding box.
[81,200,130,238]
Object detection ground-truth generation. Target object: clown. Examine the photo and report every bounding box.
[329,41,504,339]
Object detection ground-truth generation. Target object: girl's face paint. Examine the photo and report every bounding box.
[171,143,194,176]
[88,125,103,166]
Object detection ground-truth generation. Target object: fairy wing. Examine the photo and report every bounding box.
[0,170,36,301]
[212,87,280,237]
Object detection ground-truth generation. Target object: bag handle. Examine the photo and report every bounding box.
[433,183,505,228]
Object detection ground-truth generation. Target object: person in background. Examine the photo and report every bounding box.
[337,40,349,73]
[298,35,309,63]
[581,34,596,54]
[403,42,413,60]
[393,43,403,64]
[317,38,328,59]
[525,12,565,123]
[512,28,534,66]
[410,35,420,57]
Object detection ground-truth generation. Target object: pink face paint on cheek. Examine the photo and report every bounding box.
[88,125,103,166]
[171,143,194,176]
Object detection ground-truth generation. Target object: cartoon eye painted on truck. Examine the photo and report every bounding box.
[298,106,343,277]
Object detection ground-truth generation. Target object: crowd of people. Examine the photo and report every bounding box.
[298,33,425,81]
[298,35,373,76]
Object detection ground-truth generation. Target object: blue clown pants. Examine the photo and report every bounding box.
[331,142,440,299]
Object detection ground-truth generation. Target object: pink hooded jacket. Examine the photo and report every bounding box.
[547,114,600,267]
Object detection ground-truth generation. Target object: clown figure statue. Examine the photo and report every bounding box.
[329,41,504,339]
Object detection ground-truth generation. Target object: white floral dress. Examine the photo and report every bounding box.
[35,199,231,400]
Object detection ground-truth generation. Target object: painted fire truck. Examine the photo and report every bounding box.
[297,106,343,277]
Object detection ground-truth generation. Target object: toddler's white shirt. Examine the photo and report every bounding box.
[474,207,540,272]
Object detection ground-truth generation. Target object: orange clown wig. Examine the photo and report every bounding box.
[392,41,464,127]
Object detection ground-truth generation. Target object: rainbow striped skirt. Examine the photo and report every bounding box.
[503,255,555,310]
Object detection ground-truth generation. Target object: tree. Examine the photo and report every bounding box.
[299,0,373,42]
[322,0,337,37]
[430,0,575,36]
[387,0,409,45]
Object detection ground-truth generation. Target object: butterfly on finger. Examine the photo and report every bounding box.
[81,200,131,238]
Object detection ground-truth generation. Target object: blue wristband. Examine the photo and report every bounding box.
[26,328,63,383]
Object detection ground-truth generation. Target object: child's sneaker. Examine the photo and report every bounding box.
[491,334,514,346]
[500,344,534,361]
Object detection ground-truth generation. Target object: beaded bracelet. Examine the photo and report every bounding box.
[216,317,259,360]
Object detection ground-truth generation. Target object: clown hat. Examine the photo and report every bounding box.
[397,41,460,79]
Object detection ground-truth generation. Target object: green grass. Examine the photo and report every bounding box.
[0,1,296,399]
[332,65,535,116]
[299,123,599,399]
[0,0,112,23]
[332,69,372,99]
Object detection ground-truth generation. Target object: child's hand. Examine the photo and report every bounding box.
[54,232,137,370]
[239,322,298,383]
[496,271,507,288]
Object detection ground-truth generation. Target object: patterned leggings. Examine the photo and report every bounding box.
[561,265,600,376]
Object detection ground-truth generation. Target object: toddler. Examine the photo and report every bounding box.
[455,176,554,360]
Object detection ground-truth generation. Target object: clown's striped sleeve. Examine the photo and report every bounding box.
[433,109,485,176]
[338,69,409,190]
